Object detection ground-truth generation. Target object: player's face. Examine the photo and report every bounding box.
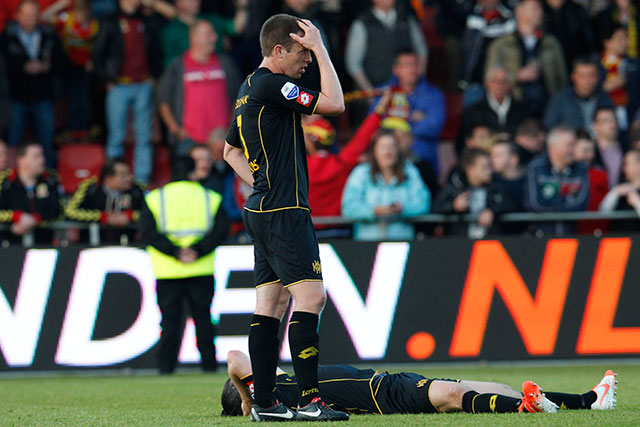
[280,42,312,79]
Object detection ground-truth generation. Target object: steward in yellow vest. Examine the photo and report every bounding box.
[139,157,229,374]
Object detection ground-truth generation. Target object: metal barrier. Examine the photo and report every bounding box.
[0,211,638,247]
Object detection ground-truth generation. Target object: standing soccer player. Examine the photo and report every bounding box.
[223,14,347,422]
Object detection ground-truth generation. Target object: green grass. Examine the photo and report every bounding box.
[1,362,639,425]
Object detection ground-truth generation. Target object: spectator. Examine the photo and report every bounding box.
[0,55,9,138]
[345,0,428,91]
[491,140,526,211]
[573,130,610,234]
[543,57,614,133]
[1,0,63,168]
[592,107,624,187]
[600,25,631,130]
[599,148,640,232]
[434,0,474,92]
[525,125,589,235]
[592,0,640,60]
[0,0,58,33]
[158,20,241,160]
[189,141,240,222]
[381,116,440,198]
[629,126,640,150]
[161,0,248,68]
[458,0,515,102]
[457,66,530,155]
[342,130,430,241]
[485,0,567,117]
[514,117,546,165]
[0,139,8,171]
[93,0,165,185]
[42,0,99,139]
[65,157,145,243]
[434,148,516,238]
[381,50,445,173]
[306,92,389,220]
[543,0,596,72]
[0,141,63,243]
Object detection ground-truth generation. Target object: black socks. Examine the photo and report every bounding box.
[248,314,281,408]
[462,391,521,413]
[545,391,597,409]
[288,311,321,407]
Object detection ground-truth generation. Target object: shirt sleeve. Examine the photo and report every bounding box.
[256,74,320,115]
[225,115,242,149]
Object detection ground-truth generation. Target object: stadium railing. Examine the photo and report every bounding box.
[0,211,638,247]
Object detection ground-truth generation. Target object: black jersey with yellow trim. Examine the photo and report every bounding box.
[240,364,435,415]
[225,67,320,213]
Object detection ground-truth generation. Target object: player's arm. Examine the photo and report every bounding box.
[290,19,344,116]
[224,143,254,187]
[227,350,256,416]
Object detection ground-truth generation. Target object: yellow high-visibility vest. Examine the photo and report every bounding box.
[145,181,222,279]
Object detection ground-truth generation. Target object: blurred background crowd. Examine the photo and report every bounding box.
[1,0,640,244]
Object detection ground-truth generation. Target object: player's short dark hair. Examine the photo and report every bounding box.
[101,157,128,180]
[461,147,489,170]
[15,141,42,158]
[260,14,303,57]
[220,378,243,416]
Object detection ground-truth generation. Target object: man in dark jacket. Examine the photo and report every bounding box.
[1,0,63,168]
[433,148,516,238]
[65,157,145,243]
[0,141,63,244]
[525,125,590,235]
[93,0,164,185]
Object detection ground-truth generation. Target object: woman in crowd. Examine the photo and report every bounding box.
[341,130,429,241]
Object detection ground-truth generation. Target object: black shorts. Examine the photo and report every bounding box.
[243,208,323,287]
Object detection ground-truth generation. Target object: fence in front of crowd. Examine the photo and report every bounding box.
[0,211,638,247]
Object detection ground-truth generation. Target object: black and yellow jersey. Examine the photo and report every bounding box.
[225,67,320,213]
[240,364,438,415]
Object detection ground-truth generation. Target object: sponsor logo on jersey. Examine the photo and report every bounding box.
[281,82,299,100]
[297,91,314,107]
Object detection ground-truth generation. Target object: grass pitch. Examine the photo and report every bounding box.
[1,362,639,426]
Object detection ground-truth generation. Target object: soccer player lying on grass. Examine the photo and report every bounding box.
[221,350,617,417]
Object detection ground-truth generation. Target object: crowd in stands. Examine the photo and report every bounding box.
[1,0,640,244]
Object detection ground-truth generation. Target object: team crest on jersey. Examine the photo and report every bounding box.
[297,91,313,107]
[281,82,299,100]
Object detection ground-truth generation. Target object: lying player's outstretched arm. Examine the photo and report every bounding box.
[290,19,344,116]
[224,143,254,187]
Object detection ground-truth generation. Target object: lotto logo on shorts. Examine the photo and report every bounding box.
[312,260,322,274]
[297,91,314,107]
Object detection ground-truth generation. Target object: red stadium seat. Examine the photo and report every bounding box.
[439,93,463,141]
[57,143,105,194]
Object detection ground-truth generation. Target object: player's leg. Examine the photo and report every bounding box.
[459,380,521,398]
[428,380,524,414]
[544,370,617,410]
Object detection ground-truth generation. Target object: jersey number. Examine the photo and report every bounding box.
[237,114,259,173]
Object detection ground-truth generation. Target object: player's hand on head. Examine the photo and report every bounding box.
[289,19,323,51]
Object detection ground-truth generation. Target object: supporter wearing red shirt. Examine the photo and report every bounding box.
[305,91,391,221]
[574,130,609,234]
